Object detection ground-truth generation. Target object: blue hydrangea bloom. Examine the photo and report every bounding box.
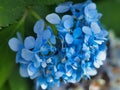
[46,0,108,85]
[8,0,108,90]
[9,20,62,89]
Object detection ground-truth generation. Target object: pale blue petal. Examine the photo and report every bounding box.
[55,2,72,13]
[95,30,108,39]
[35,36,42,50]
[65,33,73,44]
[66,70,73,77]
[27,63,38,76]
[63,16,74,29]
[62,15,73,22]
[46,13,60,24]
[50,35,56,44]
[34,54,42,68]
[34,19,44,34]
[35,54,42,62]
[91,22,101,34]
[8,38,22,52]
[73,3,83,10]
[19,64,29,77]
[94,40,104,44]
[84,3,97,18]
[96,51,106,61]
[41,61,47,68]
[55,71,64,78]
[94,60,103,68]
[85,68,97,76]
[69,47,75,55]
[16,51,28,64]
[40,81,48,90]
[21,49,34,61]
[82,44,89,51]
[24,36,35,49]
[56,25,68,32]
[73,28,82,38]
[36,78,48,89]
[84,35,90,43]
[46,58,52,63]
[30,71,40,79]
[34,60,40,68]
[82,26,92,35]
[43,29,51,40]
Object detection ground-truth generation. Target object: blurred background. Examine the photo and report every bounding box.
[0,0,120,90]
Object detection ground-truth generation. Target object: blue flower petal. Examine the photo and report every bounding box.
[65,33,73,44]
[82,44,89,51]
[73,28,82,38]
[64,20,73,29]
[46,13,61,24]
[34,36,42,50]
[21,49,34,61]
[84,35,90,43]
[50,35,56,44]
[66,69,73,77]
[62,15,72,22]
[94,40,104,44]
[16,51,28,64]
[8,38,22,52]
[56,25,68,32]
[40,45,50,55]
[76,69,83,82]
[35,54,42,62]
[94,60,103,68]
[84,3,97,18]
[27,63,38,76]
[47,76,53,83]
[34,60,40,68]
[34,19,44,34]
[43,29,51,40]
[95,30,108,39]
[82,26,92,35]
[55,71,64,78]
[96,50,106,61]
[46,58,52,64]
[73,3,83,11]
[55,2,72,13]
[24,36,35,49]
[85,68,97,76]
[41,61,47,68]
[40,81,48,90]
[19,64,29,77]
[63,15,74,29]
[91,22,101,34]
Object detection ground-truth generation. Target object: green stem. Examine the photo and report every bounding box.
[15,9,28,30]
[27,7,41,20]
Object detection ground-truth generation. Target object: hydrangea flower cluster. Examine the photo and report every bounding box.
[8,0,108,90]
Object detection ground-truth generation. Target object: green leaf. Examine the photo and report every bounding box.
[0,12,27,87]
[0,0,25,27]
[0,81,11,90]
[40,0,65,5]
[0,43,15,88]
[9,66,31,90]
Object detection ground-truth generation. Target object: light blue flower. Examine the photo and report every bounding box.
[84,2,102,22]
